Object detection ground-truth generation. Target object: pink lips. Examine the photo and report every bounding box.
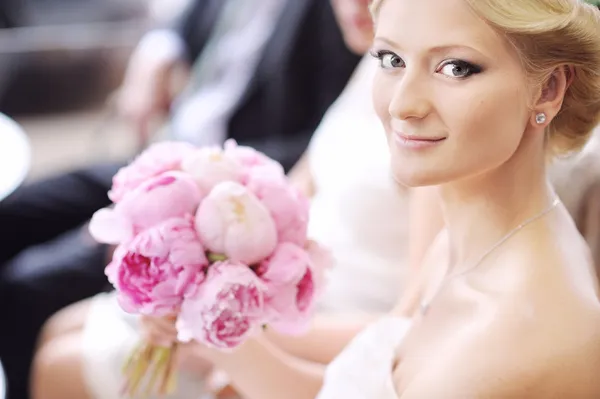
[393,132,446,150]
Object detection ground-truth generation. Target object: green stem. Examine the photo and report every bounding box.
[207,253,228,262]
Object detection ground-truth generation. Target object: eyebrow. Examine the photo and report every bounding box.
[373,36,485,57]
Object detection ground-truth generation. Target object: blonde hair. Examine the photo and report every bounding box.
[369,0,600,155]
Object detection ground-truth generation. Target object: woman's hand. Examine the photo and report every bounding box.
[139,319,323,399]
[138,315,214,376]
[139,314,178,347]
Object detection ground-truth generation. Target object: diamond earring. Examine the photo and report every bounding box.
[535,113,547,124]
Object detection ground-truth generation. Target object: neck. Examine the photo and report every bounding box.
[437,138,556,273]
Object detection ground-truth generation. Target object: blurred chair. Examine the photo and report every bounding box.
[0,0,150,114]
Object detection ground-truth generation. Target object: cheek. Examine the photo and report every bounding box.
[439,81,529,154]
[372,72,393,131]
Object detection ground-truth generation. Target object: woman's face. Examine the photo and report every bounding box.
[372,0,535,187]
[331,0,374,54]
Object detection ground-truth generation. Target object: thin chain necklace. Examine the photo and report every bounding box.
[419,197,561,316]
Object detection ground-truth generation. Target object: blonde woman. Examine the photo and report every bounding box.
[138,0,600,397]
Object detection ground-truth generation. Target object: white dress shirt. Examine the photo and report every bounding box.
[135,0,285,146]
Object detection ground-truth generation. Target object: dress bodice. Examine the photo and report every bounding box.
[316,316,412,399]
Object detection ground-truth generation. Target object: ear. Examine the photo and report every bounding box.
[530,65,574,128]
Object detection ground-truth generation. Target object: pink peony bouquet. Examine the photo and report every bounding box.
[89,140,331,397]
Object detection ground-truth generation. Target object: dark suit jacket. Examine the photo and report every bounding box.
[173,0,362,171]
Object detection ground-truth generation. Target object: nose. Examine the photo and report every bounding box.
[387,71,432,121]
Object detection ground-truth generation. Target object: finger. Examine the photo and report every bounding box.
[144,316,178,338]
[145,331,174,347]
[140,315,176,335]
[140,327,176,347]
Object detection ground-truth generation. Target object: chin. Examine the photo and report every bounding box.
[391,174,439,188]
[390,163,447,188]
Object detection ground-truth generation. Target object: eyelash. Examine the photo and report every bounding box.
[370,49,404,68]
[369,49,483,79]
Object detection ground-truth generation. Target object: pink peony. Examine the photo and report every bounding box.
[223,139,284,178]
[89,171,203,244]
[181,146,244,194]
[258,243,318,335]
[257,242,310,286]
[176,261,266,349]
[106,216,208,316]
[195,181,277,265]
[108,141,196,202]
[246,171,310,246]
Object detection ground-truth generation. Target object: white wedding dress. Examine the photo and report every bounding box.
[80,56,412,398]
[316,316,411,399]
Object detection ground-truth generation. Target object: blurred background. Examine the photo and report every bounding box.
[0,0,189,181]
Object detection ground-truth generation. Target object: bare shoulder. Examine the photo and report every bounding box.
[489,249,600,397]
[400,224,600,397]
[401,313,600,398]
[538,303,600,396]
[487,301,600,397]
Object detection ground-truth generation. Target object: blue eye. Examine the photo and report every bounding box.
[371,50,405,69]
[437,60,482,79]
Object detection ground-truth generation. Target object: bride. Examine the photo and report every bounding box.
[142,0,600,397]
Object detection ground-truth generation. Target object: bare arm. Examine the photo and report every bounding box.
[264,312,378,364]
[203,335,325,399]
